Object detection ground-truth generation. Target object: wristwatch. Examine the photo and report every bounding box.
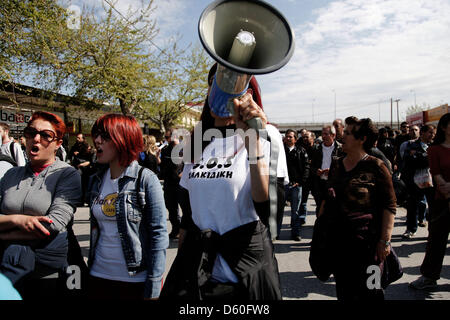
[379,239,391,247]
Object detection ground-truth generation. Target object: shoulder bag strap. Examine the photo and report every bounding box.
[9,141,16,163]
[135,166,145,213]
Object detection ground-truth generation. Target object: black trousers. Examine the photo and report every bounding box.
[276,178,286,238]
[163,183,182,235]
[87,275,145,299]
[312,178,328,216]
[420,199,450,280]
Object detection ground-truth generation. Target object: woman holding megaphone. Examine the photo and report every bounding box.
[160,64,285,300]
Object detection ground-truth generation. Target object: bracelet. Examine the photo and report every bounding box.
[379,239,391,247]
[247,154,265,162]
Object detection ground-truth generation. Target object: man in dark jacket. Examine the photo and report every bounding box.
[297,130,315,226]
[68,133,92,204]
[310,125,344,216]
[401,124,436,239]
[377,127,395,168]
[159,128,184,239]
[284,129,310,241]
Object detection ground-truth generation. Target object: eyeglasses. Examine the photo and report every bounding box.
[93,130,111,141]
[164,135,171,139]
[23,126,57,143]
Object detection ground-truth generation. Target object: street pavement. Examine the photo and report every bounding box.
[72,195,450,300]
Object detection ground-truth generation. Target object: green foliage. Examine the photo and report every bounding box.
[0,0,210,132]
[0,0,69,90]
[137,44,211,131]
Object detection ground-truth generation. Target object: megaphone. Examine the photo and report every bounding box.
[198,0,295,129]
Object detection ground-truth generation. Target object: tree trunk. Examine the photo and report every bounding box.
[119,97,138,116]
[119,98,130,115]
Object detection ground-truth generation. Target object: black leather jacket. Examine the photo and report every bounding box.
[285,144,310,186]
[401,139,430,184]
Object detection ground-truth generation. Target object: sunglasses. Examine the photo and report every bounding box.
[23,126,58,143]
[93,130,111,141]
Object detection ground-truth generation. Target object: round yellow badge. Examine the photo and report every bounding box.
[101,193,118,217]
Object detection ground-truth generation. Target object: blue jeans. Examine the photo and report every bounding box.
[285,184,302,237]
[299,185,310,221]
[406,184,433,233]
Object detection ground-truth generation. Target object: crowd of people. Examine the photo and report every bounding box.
[0,69,448,300]
[282,115,449,296]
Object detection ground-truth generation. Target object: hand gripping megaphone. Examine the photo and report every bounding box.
[198,0,295,129]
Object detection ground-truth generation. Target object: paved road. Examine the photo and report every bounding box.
[73,196,450,300]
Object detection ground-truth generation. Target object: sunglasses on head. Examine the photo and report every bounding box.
[23,126,57,143]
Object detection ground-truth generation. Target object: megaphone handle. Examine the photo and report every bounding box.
[233,88,263,130]
[246,117,263,130]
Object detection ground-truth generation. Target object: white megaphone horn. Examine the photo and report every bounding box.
[198,0,295,129]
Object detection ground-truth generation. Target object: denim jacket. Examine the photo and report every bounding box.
[87,161,169,298]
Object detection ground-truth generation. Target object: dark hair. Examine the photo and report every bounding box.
[378,127,388,135]
[91,113,143,167]
[165,128,173,136]
[208,63,218,86]
[420,124,435,134]
[432,112,450,145]
[285,129,298,140]
[345,116,378,152]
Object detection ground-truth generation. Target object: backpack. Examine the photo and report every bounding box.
[0,153,16,167]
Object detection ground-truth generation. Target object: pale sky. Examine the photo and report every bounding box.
[67,0,450,124]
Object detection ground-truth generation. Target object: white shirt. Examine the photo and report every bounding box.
[0,141,26,166]
[320,143,335,180]
[266,125,289,185]
[181,129,277,283]
[90,169,146,282]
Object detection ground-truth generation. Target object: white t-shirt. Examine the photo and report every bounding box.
[180,128,280,283]
[320,143,335,180]
[90,168,146,282]
[266,125,289,185]
[0,141,26,166]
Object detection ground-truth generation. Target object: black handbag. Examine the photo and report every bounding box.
[380,246,403,289]
[309,200,338,282]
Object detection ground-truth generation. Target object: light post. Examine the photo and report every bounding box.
[395,99,401,129]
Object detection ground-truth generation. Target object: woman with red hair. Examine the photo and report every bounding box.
[0,111,82,299]
[87,114,168,299]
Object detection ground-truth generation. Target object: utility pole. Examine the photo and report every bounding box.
[395,99,401,130]
[390,98,393,129]
[312,98,315,123]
